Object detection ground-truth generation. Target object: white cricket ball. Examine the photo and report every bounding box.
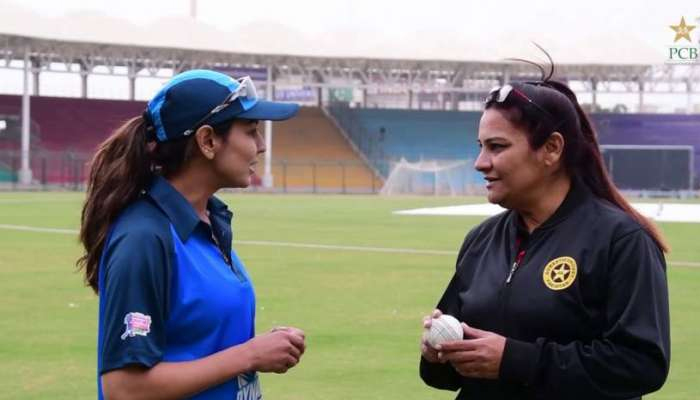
[426,314,463,347]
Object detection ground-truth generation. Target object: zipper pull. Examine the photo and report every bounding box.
[506,262,518,284]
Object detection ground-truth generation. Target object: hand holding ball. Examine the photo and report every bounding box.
[426,314,464,347]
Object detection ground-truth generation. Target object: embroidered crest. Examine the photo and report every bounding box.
[120,312,152,340]
[542,256,578,291]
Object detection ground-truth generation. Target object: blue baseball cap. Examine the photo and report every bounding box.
[145,69,299,142]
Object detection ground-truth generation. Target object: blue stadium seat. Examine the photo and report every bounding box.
[329,106,700,189]
[328,107,481,180]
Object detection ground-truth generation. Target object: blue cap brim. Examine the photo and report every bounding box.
[237,100,300,121]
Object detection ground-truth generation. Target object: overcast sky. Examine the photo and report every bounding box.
[9,0,699,37]
[2,0,699,64]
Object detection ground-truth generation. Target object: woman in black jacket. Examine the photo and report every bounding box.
[419,78,670,399]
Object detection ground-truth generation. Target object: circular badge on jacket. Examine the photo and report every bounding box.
[542,256,577,290]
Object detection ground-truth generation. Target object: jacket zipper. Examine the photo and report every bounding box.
[506,252,526,283]
[505,261,518,284]
[506,239,527,284]
[500,237,527,336]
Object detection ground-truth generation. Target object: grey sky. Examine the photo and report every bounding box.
[2,0,699,63]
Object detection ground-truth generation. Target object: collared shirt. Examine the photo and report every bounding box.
[97,176,260,400]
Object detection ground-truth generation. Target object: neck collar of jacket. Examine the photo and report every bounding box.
[146,175,232,242]
[511,175,592,235]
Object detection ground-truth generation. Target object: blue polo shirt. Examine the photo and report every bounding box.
[96,176,260,400]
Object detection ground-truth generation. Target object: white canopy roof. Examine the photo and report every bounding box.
[0,2,668,65]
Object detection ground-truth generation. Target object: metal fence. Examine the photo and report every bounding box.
[260,160,381,194]
[0,150,381,193]
[0,150,89,190]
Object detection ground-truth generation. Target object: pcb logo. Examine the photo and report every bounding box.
[668,17,698,63]
[542,257,578,291]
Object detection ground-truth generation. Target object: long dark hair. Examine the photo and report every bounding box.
[485,80,669,252]
[77,116,233,293]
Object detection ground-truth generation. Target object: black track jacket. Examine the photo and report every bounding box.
[420,179,670,399]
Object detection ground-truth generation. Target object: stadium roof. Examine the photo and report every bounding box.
[0,6,697,91]
[0,6,666,65]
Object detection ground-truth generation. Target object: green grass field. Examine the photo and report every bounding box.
[0,192,698,399]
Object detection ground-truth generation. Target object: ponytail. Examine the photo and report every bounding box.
[570,102,670,252]
[77,116,153,293]
[542,81,669,252]
[77,116,236,293]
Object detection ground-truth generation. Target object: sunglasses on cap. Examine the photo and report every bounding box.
[182,76,258,137]
[485,84,557,123]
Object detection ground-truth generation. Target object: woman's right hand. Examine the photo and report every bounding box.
[421,309,444,363]
[246,327,306,374]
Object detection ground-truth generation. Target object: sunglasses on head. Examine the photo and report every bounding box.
[485,84,557,123]
[182,76,258,137]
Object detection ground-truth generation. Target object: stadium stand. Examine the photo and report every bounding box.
[0,95,143,184]
[0,94,143,152]
[2,31,698,194]
[2,93,697,190]
[259,107,381,192]
[327,106,480,177]
[0,95,380,190]
[329,106,700,190]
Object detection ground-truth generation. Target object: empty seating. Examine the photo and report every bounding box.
[3,92,696,190]
[328,106,481,182]
[259,107,381,192]
[329,106,700,189]
[0,96,380,190]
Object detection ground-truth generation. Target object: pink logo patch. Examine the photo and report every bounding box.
[120,312,152,340]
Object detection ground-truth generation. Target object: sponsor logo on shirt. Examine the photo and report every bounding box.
[543,257,577,290]
[237,372,262,400]
[120,312,152,340]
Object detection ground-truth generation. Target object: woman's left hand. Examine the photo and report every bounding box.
[437,323,506,380]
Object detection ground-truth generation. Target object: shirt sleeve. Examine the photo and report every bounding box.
[98,226,172,375]
[419,229,478,391]
[499,228,671,399]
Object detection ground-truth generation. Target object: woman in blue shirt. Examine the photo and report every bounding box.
[78,69,305,400]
